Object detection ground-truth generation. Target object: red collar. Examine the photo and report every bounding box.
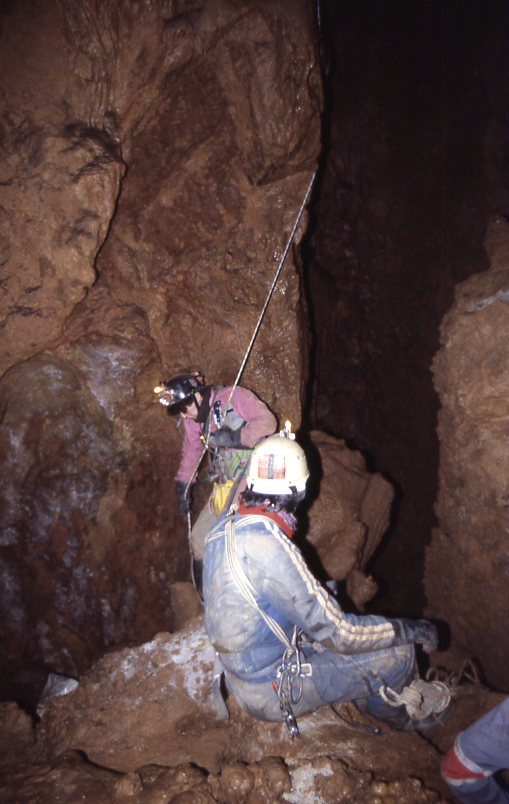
[238,501,295,539]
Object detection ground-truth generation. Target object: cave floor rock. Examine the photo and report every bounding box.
[1,615,504,803]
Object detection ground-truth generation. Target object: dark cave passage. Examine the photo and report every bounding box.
[304,0,505,619]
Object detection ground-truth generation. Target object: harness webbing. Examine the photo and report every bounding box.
[224,510,292,651]
[223,507,309,740]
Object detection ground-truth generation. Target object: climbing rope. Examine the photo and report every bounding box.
[227,171,316,408]
[184,171,317,561]
[380,678,452,720]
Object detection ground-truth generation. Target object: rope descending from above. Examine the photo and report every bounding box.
[226,170,316,408]
[184,170,316,590]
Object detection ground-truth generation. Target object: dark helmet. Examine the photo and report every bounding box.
[154,372,204,408]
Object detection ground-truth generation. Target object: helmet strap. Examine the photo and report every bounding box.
[195,386,213,424]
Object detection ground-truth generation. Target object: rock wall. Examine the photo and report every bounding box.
[0,0,321,686]
[305,431,393,611]
[426,216,509,691]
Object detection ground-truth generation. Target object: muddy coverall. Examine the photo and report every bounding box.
[176,385,276,556]
[203,506,419,727]
[441,697,509,804]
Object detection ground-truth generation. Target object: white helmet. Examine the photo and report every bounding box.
[246,424,309,495]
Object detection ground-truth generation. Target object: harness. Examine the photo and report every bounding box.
[224,507,312,740]
[202,387,251,484]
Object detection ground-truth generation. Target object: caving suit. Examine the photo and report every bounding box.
[203,503,417,726]
[441,697,509,804]
[176,385,276,555]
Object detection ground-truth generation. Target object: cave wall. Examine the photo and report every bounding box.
[426,216,509,692]
[0,0,321,688]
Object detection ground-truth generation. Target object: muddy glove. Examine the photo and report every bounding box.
[208,426,244,449]
[175,480,193,518]
[389,618,439,654]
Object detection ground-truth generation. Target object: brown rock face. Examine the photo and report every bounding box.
[0,612,503,801]
[0,0,321,685]
[306,431,393,610]
[426,216,509,691]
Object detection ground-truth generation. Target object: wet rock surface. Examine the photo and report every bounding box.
[426,216,509,691]
[0,349,184,680]
[3,610,499,803]
[1,0,507,799]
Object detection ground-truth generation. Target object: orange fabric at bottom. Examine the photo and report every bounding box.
[441,747,486,781]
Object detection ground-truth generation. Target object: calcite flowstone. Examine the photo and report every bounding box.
[425,216,509,690]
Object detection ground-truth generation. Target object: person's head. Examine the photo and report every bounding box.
[243,426,309,513]
[154,372,204,418]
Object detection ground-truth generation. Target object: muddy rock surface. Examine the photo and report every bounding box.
[305,431,393,610]
[3,610,499,804]
[426,215,509,691]
[0,0,321,691]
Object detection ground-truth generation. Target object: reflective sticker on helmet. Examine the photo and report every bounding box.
[258,454,286,479]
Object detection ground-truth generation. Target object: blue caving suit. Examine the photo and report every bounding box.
[441,697,509,804]
[203,506,417,726]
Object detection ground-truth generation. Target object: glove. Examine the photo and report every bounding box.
[175,480,193,518]
[208,426,244,449]
[389,618,439,654]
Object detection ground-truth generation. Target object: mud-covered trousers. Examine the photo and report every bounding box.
[441,697,509,804]
[224,642,417,729]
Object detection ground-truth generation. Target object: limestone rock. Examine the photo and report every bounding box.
[306,431,394,609]
[0,351,181,677]
[0,702,35,753]
[5,618,499,802]
[426,215,509,689]
[24,618,449,801]
[0,0,321,685]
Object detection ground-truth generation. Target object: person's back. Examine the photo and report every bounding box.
[204,510,294,677]
[202,430,453,735]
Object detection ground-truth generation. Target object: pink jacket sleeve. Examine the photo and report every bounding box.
[215,386,277,448]
[176,418,205,483]
[175,386,277,483]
